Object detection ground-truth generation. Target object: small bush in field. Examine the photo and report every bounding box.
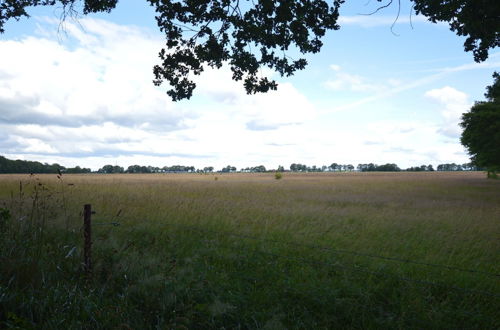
[274,172,282,180]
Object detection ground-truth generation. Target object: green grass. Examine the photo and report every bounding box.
[0,172,499,328]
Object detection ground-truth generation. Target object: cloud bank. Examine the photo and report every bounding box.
[0,15,479,170]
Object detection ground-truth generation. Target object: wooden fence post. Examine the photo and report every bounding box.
[83,204,92,277]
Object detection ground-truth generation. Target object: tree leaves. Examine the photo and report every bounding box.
[1,0,498,101]
[460,72,500,174]
[147,0,343,100]
[412,0,500,63]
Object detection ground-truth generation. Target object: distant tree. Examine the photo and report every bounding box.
[290,163,306,172]
[114,165,124,173]
[65,166,91,174]
[330,163,339,172]
[0,155,67,174]
[436,163,483,171]
[358,163,400,172]
[98,165,111,173]
[277,165,285,172]
[98,164,124,173]
[460,72,500,178]
[460,163,478,171]
[251,165,266,173]
[161,165,195,173]
[127,165,142,173]
[221,165,236,173]
[406,164,434,172]
[377,163,400,172]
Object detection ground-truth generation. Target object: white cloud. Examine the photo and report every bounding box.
[1,13,485,171]
[0,17,319,169]
[329,64,341,71]
[425,86,471,138]
[15,137,59,154]
[338,15,429,28]
[0,18,198,158]
[324,66,386,93]
[321,58,499,115]
[325,72,382,92]
[350,119,469,166]
[0,18,188,130]
[194,65,316,130]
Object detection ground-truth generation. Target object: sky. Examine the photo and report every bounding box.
[0,0,499,171]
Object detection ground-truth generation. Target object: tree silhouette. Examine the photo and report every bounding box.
[460,72,500,178]
[1,0,498,101]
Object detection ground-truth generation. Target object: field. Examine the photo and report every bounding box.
[0,172,499,328]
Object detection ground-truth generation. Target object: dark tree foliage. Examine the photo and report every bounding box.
[1,0,498,101]
[0,0,117,31]
[126,164,153,173]
[98,164,125,173]
[412,0,500,62]
[290,163,307,172]
[0,155,74,174]
[460,72,500,177]
[436,163,482,171]
[357,163,400,172]
[162,165,196,172]
[485,71,500,103]
[0,0,342,100]
[65,165,92,173]
[221,165,236,172]
[406,164,434,171]
[149,0,343,100]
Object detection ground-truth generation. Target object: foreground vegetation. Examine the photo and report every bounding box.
[0,172,499,328]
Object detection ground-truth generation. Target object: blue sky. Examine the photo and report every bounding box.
[0,0,498,170]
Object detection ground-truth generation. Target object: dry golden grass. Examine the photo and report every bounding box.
[1,171,499,328]
[1,171,498,271]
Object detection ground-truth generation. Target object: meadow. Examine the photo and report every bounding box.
[0,171,499,328]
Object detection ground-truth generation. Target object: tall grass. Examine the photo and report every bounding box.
[0,172,498,328]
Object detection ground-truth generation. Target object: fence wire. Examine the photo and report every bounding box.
[92,214,500,298]
[177,224,500,298]
[160,221,500,278]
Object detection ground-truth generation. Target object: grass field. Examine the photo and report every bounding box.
[0,172,499,328]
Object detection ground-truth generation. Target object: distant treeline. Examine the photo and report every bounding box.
[0,156,91,174]
[0,155,484,174]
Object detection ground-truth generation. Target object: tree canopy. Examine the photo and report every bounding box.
[460,72,500,178]
[0,155,90,174]
[1,0,498,100]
